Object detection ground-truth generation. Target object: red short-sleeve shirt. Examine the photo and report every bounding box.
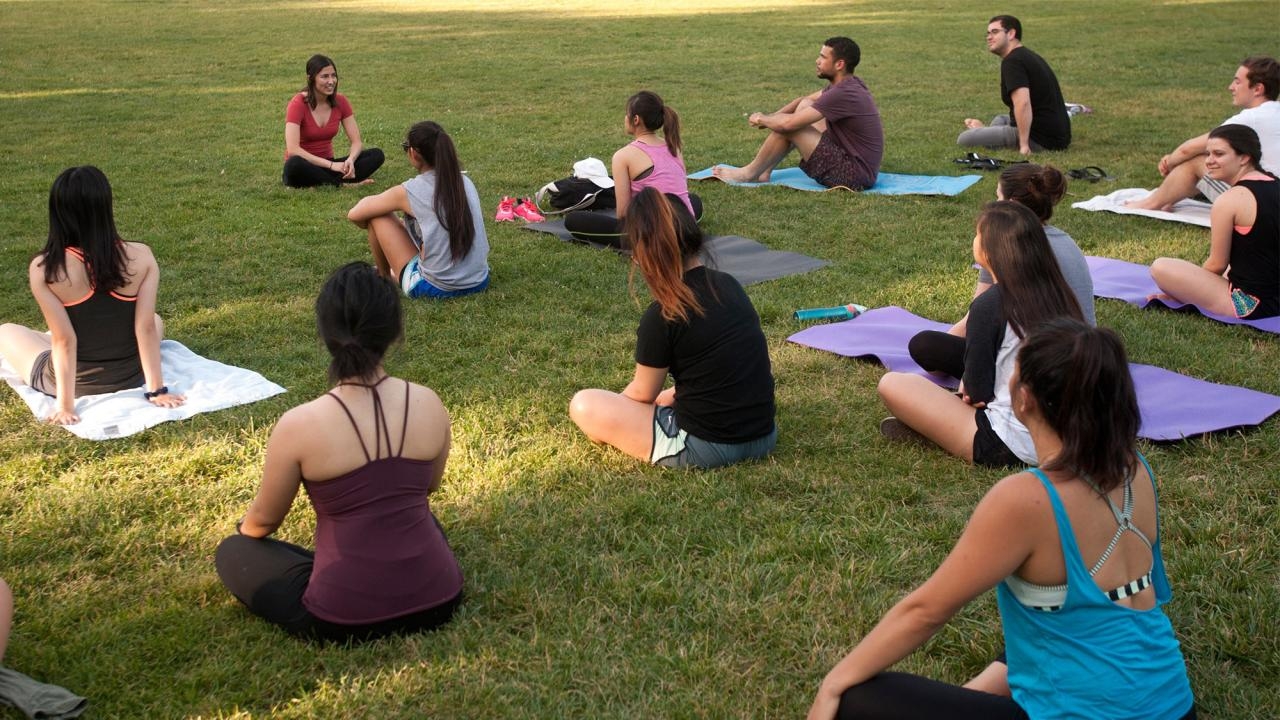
[284,92,353,159]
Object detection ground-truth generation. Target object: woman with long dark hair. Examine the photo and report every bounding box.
[569,188,775,468]
[347,121,489,299]
[564,90,703,247]
[879,201,1082,466]
[282,54,384,188]
[1151,123,1279,319]
[0,166,185,425]
[810,320,1195,720]
[216,262,462,642]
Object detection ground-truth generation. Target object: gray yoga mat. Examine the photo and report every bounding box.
[519,218,829,286]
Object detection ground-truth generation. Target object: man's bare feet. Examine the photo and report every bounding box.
[712,165,770,183]
[1123,194,1175,212]
[963,118,985,129]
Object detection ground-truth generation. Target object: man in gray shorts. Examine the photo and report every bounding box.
[1128,55,1280,211]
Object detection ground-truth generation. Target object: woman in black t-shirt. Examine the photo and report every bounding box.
[569,188,776,468]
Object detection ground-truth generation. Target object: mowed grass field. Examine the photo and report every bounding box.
[0,1,1277,717]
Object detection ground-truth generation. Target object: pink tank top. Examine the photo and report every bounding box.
[629,140,694,216]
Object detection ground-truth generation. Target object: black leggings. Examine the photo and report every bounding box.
[907,330,964,381]
[837,672,1197,720]
[282,148,385,188]
[564,193,703,248]
[214,534,460,643]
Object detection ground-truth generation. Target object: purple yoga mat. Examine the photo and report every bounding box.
[1086,256,1280,334]
[787,306,958,387]
[788,306,1280,440]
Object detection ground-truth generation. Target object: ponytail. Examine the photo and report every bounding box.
[662,105,682,156]
[624,188,702,323]
[627,90,681,156]
[406,121,476,262]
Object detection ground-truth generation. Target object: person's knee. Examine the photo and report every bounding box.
[877,372,908,403]
[569,390,601,430]
[1150,257,1177,285]
[282,156,313,187]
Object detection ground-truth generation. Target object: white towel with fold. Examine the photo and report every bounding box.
[0,339,286,440]
[1071,187,1212,227]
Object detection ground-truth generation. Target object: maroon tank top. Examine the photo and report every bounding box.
[301,377,462,624]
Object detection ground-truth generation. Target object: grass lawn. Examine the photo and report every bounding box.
[1,0,1277,717]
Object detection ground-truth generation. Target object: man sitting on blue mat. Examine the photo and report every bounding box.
[712,37,883,190]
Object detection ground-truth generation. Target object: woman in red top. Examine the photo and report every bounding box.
[282,54,384,188]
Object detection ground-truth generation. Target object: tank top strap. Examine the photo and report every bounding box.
[326,375,396,463]
[398,379,411,458]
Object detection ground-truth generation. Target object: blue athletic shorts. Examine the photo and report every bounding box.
[650,405,777,469]
[399,256,489,299]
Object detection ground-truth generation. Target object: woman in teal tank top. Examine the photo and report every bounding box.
[808,319,1194,720]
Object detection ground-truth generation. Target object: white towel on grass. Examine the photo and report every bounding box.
[1071,187,1212,228]
[0,339,286,440]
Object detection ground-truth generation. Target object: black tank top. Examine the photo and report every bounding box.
[62,247,144,394]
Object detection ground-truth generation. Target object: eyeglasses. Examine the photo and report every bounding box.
[401,141,411,152]
[985,28,1008,36]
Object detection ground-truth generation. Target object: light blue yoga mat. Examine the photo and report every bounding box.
[689,166,983,196]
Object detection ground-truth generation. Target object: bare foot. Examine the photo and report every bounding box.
[1123,195,1174,212]
[1146,292,1176,304]
[342,178,377,187]
[712,165,768,183]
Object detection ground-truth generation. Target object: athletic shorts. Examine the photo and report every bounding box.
[799,133,871,190]
[400,256,489,299]
[972,408,1022,468]
[651,405,777,469]
[1231,284,1280,319]
[1195,176,1230,202]
[29,349,56,396]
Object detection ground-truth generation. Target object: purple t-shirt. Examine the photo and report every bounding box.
[812,77,884,186]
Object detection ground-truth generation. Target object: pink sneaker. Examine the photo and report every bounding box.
[513,197,545,223]
[494,196,516,222]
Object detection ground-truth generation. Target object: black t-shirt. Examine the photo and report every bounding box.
[635,266,775,443]
[1000,46,1071,150]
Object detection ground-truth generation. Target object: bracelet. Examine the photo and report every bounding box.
[144,386,168,399]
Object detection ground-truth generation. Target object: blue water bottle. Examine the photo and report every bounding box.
[793,303,867,321]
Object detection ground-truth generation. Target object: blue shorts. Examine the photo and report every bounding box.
[399,256,489,299]
[650,405,777,469]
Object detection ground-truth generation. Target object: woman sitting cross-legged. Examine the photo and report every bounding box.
[569,187,776,469]
[879,201,1083,467]
[0,166,185,425]
[1150,123,1279,320]
[809,319,1196,720]
[216,262,462,642]
[282,53,384,188]
[347,120,490,299]
[564,90,703,248]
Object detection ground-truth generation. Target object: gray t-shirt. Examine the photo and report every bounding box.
[403,170,490,290]
[978,224,1095,325]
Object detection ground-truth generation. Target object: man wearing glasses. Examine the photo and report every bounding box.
[957,15,1070,155]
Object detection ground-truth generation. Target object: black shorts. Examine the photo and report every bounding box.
[29,350,56,396]
[973,408,1022,468]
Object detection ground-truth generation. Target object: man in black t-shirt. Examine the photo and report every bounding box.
[957,15,1070,154]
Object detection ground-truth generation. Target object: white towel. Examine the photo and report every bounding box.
[0,339,286,440]
[1070,187,1211,228]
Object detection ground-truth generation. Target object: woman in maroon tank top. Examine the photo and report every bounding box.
[216,262,462,642]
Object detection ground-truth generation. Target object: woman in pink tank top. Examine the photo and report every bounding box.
[564,91,703,246]
[216,262,462,642]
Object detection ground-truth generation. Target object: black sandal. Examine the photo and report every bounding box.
[1067,166,1114,182]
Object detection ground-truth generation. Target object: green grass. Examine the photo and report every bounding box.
[1,0,1277,717]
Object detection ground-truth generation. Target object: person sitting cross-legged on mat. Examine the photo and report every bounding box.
[216,262,463,643]
[569,188,777,469]
[950,163,1094,340]
[712,36,883,189]
[0,166,185,425]
[879,201,1083,468]
[564,90,703,247]
[1150,124,1279,320]
[347,121,490,299]
[282,54,384,188]
[809,319,1196,720]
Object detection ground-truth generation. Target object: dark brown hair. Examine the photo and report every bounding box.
[39,166,129,291]
[316,262,403,383]
[998,164,1067,223]
[623,188,705,323]
[406,121,476,262]
[303,54,338,110]
[627,90,682,157]
[977,201,1084,338]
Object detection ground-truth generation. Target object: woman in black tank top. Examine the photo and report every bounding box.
[0,166,184,425]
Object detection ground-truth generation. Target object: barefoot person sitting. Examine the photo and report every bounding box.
[1150,124,1279,320]
[569,188,777,469]
[216,262,463,642]
[1128,55,1279,211]
[282,54,385,188]
[0,166,185,425]
[713,37,883,190]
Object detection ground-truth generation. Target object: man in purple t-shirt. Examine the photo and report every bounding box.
[714,37,884,189]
